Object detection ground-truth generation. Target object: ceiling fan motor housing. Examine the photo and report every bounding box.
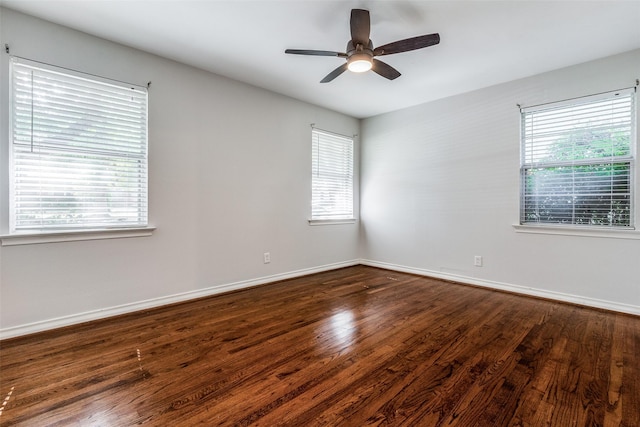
[347,40,374,72]
[347,40,374,58]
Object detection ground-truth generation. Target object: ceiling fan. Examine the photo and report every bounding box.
[285,9,440,83]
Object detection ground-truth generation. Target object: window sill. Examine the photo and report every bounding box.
[0,226,156,246]
[513,224,640,240]
[308,218,357,226]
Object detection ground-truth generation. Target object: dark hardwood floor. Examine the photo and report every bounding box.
[0,265,638,426]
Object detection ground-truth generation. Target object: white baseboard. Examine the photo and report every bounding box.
[360,259,640,316]
[3,258,637,340]
[0,260,359,340]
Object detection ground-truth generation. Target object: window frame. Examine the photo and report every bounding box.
[518,88,637,232]
[6,57,150,239]
[309,128,355,224]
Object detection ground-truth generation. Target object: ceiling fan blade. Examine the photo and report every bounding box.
[373,33,440,56]
[285,49,347,58]
[350,9,370,45]
[372,59,401,80]
[320,63,348,83]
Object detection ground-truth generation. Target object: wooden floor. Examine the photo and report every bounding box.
[0,266,638,426]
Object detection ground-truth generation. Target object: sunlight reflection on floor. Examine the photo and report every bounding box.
[330,310,356,347]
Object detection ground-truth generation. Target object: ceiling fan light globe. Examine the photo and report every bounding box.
[348,55,372,73]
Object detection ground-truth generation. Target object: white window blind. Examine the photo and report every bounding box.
[311,129,354,220]
[9,58,148,232]
[520,88,635,228]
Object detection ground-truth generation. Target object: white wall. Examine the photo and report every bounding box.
[360,49,640,313]
[0,9,360,337]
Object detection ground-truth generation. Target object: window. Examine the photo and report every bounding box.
[311,129,354,221]
[520,89,635,228]
[9,58,148,233]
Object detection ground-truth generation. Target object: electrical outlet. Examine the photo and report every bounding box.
[263,252,271,264]
[474,256,483,267]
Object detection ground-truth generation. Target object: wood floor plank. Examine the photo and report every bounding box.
[621,314,640,426]
[0,265,638,426]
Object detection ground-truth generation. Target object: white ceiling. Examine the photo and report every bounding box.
[2,0,640,118]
